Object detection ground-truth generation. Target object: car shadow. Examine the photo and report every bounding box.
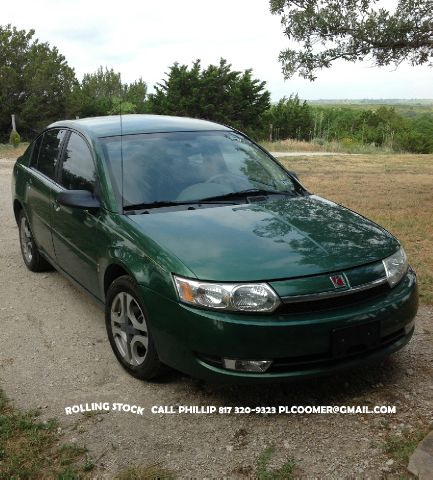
[154,354,406,407]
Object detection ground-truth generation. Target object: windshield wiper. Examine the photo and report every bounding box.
[123,199,238,212]
[199,188,296,202]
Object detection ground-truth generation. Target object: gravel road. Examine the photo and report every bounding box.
[1,154,432,478]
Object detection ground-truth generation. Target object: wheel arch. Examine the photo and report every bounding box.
[13,199,24,224]
[103,262,136,299]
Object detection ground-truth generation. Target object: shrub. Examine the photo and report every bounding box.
[9,130,21,148]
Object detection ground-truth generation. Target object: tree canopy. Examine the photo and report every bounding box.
[148,59,271,137]
[270,0,433,80]
[0,24,77,136]
[77,67,147,117]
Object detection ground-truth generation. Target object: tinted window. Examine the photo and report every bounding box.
[36,129,65,179]
[60,132,96,191]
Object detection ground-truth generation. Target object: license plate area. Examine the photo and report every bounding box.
[332,321,381,358]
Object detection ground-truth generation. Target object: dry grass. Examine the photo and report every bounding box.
[262,138,395,154]
[262,139,328,153]
[115,464,175,479]
[278,153,433,305]
[0,142,29,159]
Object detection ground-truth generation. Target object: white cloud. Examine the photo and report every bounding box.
[3,0,432,100]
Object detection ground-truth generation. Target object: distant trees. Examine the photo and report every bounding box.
[270,0,433,81]
[264,95,314,140]
[401,114,433,153]
[148,59,271,138]
[310,105,407,147]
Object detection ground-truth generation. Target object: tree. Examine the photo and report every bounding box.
[264,94,314,140]
[270,0,433,80]
[125,78,148,113]
[79,66,125,117]
[77,67,148,116]
[0,24,77,138]
[148,59,271,138]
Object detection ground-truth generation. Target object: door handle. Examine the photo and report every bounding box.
[52,201,61,212]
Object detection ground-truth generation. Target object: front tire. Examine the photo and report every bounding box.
[18,210,53,272]
[105,275,163,380]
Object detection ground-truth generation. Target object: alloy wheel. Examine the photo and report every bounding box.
[110,292,149,366]
[20,216,33,264]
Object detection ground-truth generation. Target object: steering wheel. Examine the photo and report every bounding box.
[205,173,234,184]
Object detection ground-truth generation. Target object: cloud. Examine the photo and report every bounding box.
[3,0,432,100]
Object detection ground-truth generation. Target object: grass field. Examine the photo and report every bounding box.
[277,153,433,305]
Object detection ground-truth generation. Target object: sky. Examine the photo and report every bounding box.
[4,0,432,101]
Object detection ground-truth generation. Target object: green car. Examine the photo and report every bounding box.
[12,115,418,383]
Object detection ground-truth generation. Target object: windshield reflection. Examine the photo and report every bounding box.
[101,131,295,207]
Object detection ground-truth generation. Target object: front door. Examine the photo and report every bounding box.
[51,131,108,300]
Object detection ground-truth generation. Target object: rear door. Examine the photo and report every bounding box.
[26,129,66,261]
[51,130,107,299]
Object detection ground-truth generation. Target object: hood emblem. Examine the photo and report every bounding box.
[330,274,350,289]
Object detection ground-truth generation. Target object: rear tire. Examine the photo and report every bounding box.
[18,210,53,272]
[105,275,163,380]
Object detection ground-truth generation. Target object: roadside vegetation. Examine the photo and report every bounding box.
[384,427,430,468]
[0,389,94,478]
[0,142,28,158]
[0,389,177,479]
[256,445,296,480]
[278,153,433,305]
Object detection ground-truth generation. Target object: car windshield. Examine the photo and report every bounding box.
[100,131,296,208]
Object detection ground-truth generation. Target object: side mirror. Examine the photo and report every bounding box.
[57,190,101,211]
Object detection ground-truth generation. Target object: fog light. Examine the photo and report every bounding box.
[222,359,273,372]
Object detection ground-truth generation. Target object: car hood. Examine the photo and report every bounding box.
[129,195,399,282]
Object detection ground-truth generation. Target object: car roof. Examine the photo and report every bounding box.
[49,114,231,138]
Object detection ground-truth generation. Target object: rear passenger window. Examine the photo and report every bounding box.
[60,132,96,191]
[36,129,65,179]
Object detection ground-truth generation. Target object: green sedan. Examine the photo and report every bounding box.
[12,115,418,383]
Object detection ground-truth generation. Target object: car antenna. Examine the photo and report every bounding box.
[120,75,124,214]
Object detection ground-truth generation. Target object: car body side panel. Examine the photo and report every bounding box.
[98,214,196,300]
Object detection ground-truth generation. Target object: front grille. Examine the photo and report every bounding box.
[277,282,390,315]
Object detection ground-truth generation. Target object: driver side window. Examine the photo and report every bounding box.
[60,132,96,191]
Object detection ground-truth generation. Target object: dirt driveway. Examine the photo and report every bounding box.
[1,154,432,478]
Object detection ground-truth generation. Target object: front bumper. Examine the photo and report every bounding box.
[139,269,418,383]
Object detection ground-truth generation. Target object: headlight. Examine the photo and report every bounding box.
[382,247,408,287]
[173,276,280,312]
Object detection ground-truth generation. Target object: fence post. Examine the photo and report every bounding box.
[269,123,273,142]
[11,114,16,131]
